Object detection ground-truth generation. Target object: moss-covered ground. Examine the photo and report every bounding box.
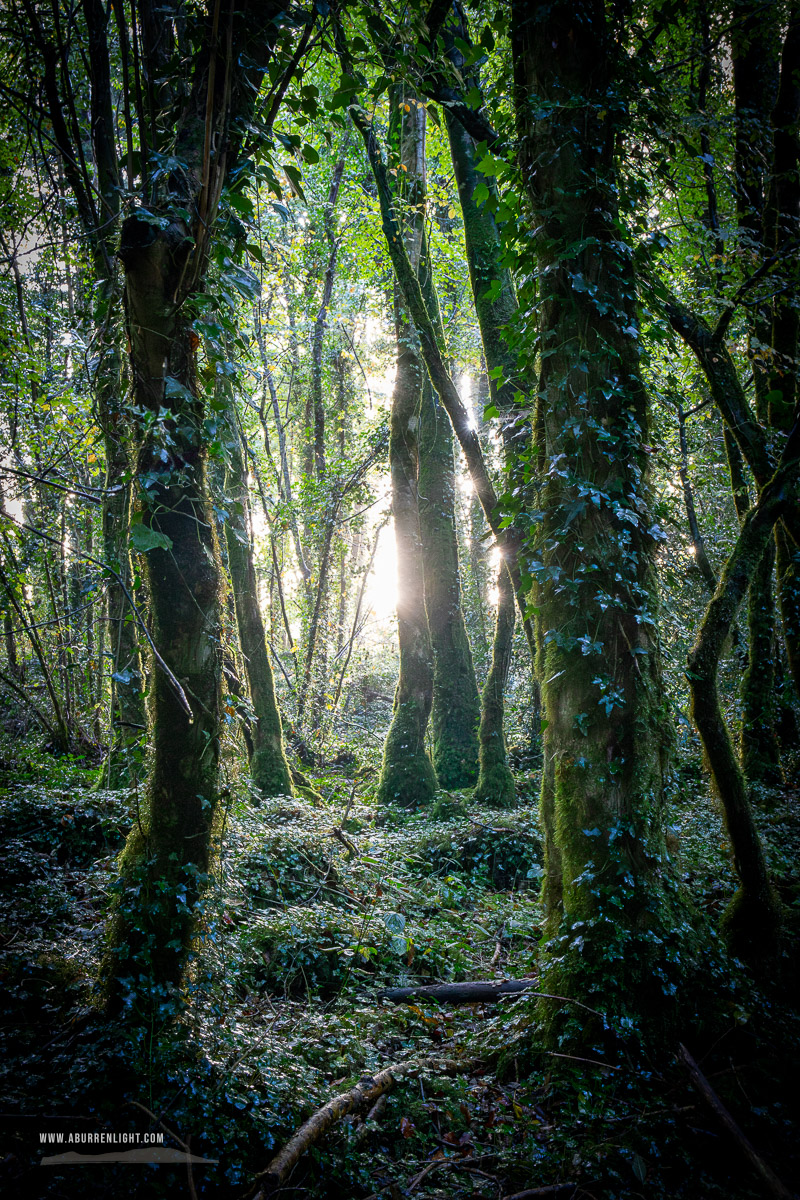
[0,736,798,1199]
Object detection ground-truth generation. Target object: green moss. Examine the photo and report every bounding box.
[376,701,437,808]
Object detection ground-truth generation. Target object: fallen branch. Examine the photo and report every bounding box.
[381,979,537,1005]
[679,1044,795,1200]
[502,1185,581,1200]
[248,1056,478,1197]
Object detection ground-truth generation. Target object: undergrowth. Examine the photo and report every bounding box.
[0,735,798,1199]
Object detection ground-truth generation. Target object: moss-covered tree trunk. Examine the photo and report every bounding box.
[376,91,436,808]
[224,415,293,798]
[512,0,677,1040]
[103,214,224,1011]
[418,375,481,788]
[740,540,783,785]
[101,0,286,1012]
[687,456,799,962]
[377,283,436,808]
[474,560,516,809]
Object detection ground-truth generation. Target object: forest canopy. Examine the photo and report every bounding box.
[0,1,798,1198]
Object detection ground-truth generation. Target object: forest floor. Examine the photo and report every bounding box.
[0,734,799,1200]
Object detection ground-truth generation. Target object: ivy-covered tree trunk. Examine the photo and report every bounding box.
[101,0,286,1012]
[474,559,516,809]
[103,214,224,1010]
[224,414,293,798]
[512,0,676,1041]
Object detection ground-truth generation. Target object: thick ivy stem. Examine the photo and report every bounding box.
[224,414,293,798]
[474,560,516,808]
[776,524,800,698]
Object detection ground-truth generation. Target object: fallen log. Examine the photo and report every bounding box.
[248,1056,478,1198]
[679,1044,795,1200]
[381,979,538,1005]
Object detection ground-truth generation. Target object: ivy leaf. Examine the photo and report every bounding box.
[130,525,173,553]
[164,376,194,402]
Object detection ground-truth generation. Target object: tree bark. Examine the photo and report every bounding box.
[419,373,481,788]
[375,88,437,808]
[377,277,436,807]
[511,0,676,1039]
[474,559,516,808]
[687,451,799,962]
[224,413,293,798]
[405,118,481,789]
[101,0,289,1012]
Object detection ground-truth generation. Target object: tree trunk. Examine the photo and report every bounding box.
[419,376,481,788]
[377,280,437,808]
[225,415,293,798]
[103,214,223,1009]
[740,540,783,785]
[474,560,516,809]
[511,0,676,1040]
[100,0,289,1011]
[376,91,436,808]
[687,459,798,963]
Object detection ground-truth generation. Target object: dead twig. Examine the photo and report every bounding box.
[679,1043,795,1200]
[248,1056,480,1198]
[502,1185,582,1199]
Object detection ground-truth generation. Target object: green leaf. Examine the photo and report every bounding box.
[283,163,307,202]
[484,404,500,419]
[473,180,490,206]
[164,376,194,402]
[130,525,173,553]
[301,144,320,164]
